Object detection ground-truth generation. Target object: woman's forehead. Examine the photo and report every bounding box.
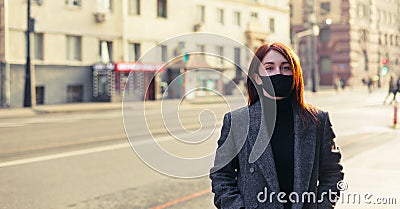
[261,50,288,63]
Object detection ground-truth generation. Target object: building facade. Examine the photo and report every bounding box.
[290,0,400,89]
[0,0,290,107]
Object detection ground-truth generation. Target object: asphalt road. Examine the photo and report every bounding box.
[0,88,398,209]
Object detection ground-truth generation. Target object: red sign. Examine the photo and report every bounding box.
[114,62,164,72]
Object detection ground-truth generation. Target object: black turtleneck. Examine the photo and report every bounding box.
[270,97,294,209]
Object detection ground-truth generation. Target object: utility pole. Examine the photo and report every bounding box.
[23,0,35,107]
[308,0,319,92]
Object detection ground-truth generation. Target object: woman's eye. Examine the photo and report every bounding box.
[282,66,291,71]
[265,67,273,71]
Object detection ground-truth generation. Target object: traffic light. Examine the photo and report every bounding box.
[381,58,389,76]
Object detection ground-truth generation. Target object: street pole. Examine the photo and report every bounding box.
[23,0,34,107]
[309,0,318,92]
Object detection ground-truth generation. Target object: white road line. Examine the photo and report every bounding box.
[0,143,130,168]
[0,123,27,128]
[0,135,174,168]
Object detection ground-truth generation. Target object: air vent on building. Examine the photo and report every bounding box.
[94,12,108,23]
[193,23,203,32]
[36,0,43,5]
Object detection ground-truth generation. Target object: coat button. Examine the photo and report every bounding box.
[249,167,255,173]
[252,202,258,208]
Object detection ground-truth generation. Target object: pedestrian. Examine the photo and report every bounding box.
[396,76,400,103]
[334,76,341,92]
[210,42,344,209]
[340,78,345,90]
[383,75,397,104]
[367,76,373,93]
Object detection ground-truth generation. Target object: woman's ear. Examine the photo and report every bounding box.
[252,73,262,86]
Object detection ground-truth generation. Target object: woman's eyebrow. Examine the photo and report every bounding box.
[263,62,274,65]
[263,61,290,65]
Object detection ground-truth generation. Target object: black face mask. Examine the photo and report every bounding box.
[258,74,294,97]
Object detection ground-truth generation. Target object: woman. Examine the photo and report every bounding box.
[210,42,344,209]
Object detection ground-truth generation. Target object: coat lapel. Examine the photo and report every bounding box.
[249,101,280,193]
[246,102,318,201]
[292,111,317,208]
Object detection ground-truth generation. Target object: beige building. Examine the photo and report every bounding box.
[291,0,400,89]
[0,0,290,107]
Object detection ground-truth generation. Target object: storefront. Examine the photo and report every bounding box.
[92,62,163,102]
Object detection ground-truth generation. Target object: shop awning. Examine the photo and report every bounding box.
[114,62,165,72]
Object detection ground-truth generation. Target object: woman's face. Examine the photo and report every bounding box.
[258,50,293,77]
[253,49,294,100]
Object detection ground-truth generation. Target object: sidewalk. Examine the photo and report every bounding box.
[0,87,382,119]
[336,131,400,209]
[0,94,247,119]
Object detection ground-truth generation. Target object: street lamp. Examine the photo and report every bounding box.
[292,25,319,91]
[293,25,320,55]
[293,18,332,92]
[23,0,34,107]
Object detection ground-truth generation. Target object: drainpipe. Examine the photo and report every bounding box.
[4,0,10,107]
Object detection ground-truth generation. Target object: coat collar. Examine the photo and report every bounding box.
[247,100,317,198]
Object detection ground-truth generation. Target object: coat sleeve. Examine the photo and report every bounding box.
[317,112,345,208]
[209,112,245,209]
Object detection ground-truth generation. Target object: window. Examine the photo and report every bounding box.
[67,85,83,103]
[129,43,141,61]
[99,40,113,63]
[161,45,167,62]
[385,34,388,45]
[98,0,112,12]
[234,11,241,26]
[319,57,331,73]
[34,33,44,60]
[197,44,205,53]
[128,0,140,15]
[196,5,205,23]
[217,8,224,24]
[35,86,45,105]
[178,41,185,49]
[319,28,331,42]
[269,18,275,33]
[390,34,394,45]
[217,46,224,63]
[66,35,82,61]
[250,12,258,20]
[157,0,167,18]
[377,10,380,22]
[234,47,241,81]
[65,0,81,7]
[320,2,330,15]
[357,4,367,18]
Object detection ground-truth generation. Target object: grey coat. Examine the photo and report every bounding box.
[210,100,344,209]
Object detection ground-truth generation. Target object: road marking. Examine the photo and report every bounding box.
[149,188,212,209]
[0,123,26,128]
[0,134,127,156]
[0,143,130,168]
[0,135,175,168]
